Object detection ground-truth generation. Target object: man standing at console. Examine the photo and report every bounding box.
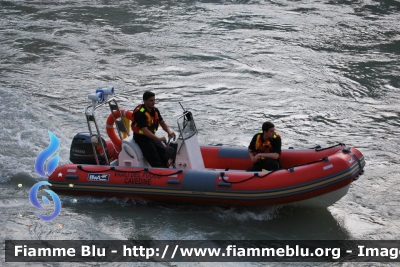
[131,91,176,167]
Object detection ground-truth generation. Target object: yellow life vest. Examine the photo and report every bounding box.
[131,104,159,135]
[254,132,280,154]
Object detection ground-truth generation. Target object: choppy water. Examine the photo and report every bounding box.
[1,0,400,266]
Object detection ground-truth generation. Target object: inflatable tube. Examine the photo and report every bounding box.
[106,109,133,152]
[49,145,365,207]
[105,140,119,160]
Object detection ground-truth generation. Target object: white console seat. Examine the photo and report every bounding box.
[118,135,150,167]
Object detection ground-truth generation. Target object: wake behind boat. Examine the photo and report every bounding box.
[48,88,365,208]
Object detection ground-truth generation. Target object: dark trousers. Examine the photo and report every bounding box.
[246,158,280,172]
[134,137,168,168]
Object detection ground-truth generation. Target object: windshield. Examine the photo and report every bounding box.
[177,111,197,140]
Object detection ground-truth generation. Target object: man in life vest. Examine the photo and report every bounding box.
[247,121,281,172]
[131,91,176,168]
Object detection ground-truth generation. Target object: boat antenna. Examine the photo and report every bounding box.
[179,102,193,122]
[179,102,186,112]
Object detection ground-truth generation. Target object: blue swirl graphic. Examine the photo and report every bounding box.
[34,131,60,177]
[29,181,62,221]
[47,152,60,175]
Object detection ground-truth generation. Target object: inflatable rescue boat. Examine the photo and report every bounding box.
[48,88,365,208]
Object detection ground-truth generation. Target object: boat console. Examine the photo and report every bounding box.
[173,110,205,170]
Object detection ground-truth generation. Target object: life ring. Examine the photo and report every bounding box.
[106,109,133,152]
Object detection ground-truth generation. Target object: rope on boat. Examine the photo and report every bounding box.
[219,170,279,184]
[313,143,346,151]
[219,157,330,184]
[77,165,113,173]
[145,169,183,176]
[76,165,183,176]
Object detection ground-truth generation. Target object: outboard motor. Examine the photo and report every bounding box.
[70,132,109,165]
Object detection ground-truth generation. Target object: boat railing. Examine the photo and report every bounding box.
[85,87,126,165]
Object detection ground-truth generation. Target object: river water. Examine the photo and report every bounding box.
[1,0,400,266]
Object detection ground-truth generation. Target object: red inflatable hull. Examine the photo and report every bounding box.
[48,144,365,207]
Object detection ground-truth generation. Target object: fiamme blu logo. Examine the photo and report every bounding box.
[29,131,62,221]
